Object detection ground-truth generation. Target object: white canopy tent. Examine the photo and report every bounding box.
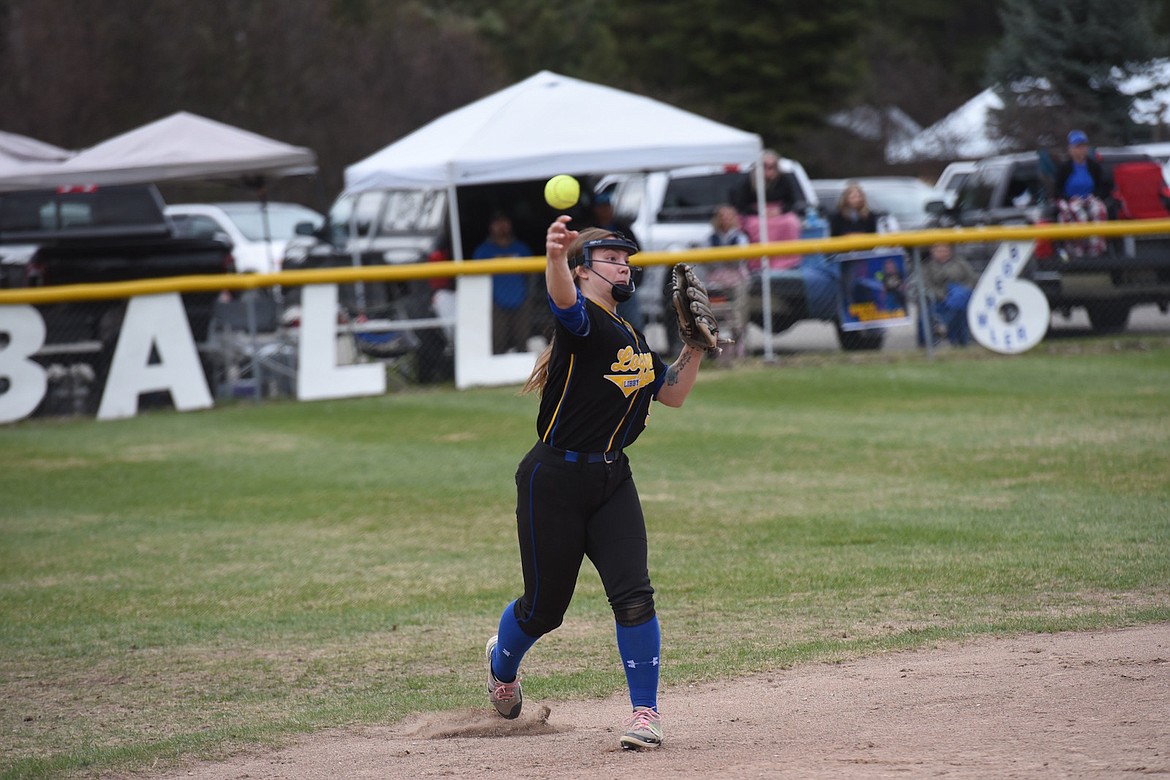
[0,113,318,276]
[0,130,73,163]
[0,130,75,185]
[346,70,761,191]
[341,70,776,383]
[344,70,764,260]
[0,112,316,191]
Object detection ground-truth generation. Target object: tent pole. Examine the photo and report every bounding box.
[258,183,274,272]
[348,201,367,316]
[252,177,282,303]
[446,180,463,261]
[755,160,774,362]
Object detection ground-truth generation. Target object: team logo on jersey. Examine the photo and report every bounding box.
[604,346,656,397]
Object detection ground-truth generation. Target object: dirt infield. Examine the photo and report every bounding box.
[148,624,1168,779]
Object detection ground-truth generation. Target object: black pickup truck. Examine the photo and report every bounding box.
[933,149,1170,333]
[0,183,235,348]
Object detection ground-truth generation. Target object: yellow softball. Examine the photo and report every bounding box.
[544,175,580,210]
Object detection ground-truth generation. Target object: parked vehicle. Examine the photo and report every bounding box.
[596,160,817,254]
[933,148,1170,333]
[0,182,236,413]
[934,161,977,206]
[165,201,323,274]
[0,183,234,347]
[813,176,948,231]
[596,161,886,350]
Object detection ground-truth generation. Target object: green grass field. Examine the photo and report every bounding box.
[2,344,1168,778]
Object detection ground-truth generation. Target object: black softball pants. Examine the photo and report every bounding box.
[511,441,655,638]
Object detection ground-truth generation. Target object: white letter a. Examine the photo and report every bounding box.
[97,294,212,420]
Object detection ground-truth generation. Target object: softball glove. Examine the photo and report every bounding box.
[669,262,720,356]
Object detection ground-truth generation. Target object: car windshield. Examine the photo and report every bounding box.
[2,185,161,233]
[220,204,323,241]
[378,189,447,234]
[943,172,970,192]
[659,172,747,222]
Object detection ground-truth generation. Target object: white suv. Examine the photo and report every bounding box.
[596,160,820,326]
[598,159,819,254]
[597,161,894,351]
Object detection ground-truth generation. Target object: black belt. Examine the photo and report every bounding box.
[534,440,622,464]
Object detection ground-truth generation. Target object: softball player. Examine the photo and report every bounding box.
[486,216,707,750]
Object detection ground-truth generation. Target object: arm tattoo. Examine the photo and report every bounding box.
[665,350,694,386]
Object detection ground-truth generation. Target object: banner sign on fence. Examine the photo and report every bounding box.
[835,250,912,331]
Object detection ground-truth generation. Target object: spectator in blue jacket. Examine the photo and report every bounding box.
[473,211,534,353]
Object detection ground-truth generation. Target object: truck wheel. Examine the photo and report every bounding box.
[835,323,884,351]
[1085,304,1130,333]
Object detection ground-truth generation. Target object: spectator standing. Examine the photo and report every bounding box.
[472,211,534,353]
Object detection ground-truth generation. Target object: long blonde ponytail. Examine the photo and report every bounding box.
[520,340,553,395]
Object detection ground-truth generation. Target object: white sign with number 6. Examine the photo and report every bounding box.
[967,240,1050,354]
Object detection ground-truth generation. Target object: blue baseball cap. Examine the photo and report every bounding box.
[1068,130,1089,146]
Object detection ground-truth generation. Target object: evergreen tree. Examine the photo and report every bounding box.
[985,0,1168,148]
[427,0,626,84]
[610,0,869,147]
[435,0,868,149]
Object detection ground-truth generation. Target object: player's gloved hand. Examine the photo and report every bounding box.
[669,263,720,356]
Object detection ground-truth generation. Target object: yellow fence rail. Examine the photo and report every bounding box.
[3,218,1170,306]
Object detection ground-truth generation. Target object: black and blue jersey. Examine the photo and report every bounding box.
[536,291,667,454]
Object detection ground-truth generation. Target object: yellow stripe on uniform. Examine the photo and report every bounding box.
[541,352,575,443]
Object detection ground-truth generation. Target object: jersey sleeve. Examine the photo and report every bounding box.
[549,288,590,337]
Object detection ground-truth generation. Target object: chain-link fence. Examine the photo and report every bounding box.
[4,219,1170,421]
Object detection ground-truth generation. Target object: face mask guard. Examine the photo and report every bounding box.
[569,233,641,303]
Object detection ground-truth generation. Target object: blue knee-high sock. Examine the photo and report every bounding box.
[492,600,539,683]
[616,615,660,710]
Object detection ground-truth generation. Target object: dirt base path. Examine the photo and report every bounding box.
[150,624,1168,779]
